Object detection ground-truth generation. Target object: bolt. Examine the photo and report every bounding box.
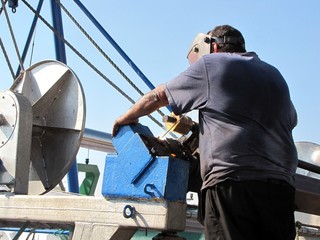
[0,114,5,126]
[150,147,157,155]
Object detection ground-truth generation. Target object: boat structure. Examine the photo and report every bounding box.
[0,1,320,239]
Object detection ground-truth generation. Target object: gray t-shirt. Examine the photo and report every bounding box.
[164,52,298,189]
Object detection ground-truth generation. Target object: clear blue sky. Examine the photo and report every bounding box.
[1,1,320,190]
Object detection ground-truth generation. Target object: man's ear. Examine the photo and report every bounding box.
[211,42,219,53]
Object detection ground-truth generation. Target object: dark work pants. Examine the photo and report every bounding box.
[204,180,296,240]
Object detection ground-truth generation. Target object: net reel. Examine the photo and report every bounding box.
[0,60,86,194]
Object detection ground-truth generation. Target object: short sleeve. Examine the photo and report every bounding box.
[164,58,209,115]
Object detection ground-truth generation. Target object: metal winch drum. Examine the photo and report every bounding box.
[0,60,86,195]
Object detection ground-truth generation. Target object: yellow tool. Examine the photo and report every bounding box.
[162,113,194,135]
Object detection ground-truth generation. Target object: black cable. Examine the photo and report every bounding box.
[21,0,166,130]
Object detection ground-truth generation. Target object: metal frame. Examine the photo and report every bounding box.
[0,194,188,239]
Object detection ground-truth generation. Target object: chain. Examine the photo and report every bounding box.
[21,0,165,130]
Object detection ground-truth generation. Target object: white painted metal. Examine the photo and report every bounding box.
[296,141,320,179]
[81,128,115,153]
[8,60,86,194]
[1,193,320,239]
[0,90,33,194]
[0,193,187,239]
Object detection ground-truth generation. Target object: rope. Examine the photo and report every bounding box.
[21,0,165,130]
[0,37,15,79]
[26,229,36,240]
[1,0,24,72]
[59,1,143,96]
[29,27,37,67]
[12,221,30,240]
[57,0,165,117]
[0,0,7,15]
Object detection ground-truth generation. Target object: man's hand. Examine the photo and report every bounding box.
[112,116,139,136]
[111,84,169,137]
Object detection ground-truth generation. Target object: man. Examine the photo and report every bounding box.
[112,25,298,239]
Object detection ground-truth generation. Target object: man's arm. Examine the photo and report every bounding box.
[112,84,169,136]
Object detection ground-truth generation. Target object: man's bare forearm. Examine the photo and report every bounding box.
[112,84,168,135]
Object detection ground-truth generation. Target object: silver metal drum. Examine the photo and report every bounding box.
[11,60,86,194]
